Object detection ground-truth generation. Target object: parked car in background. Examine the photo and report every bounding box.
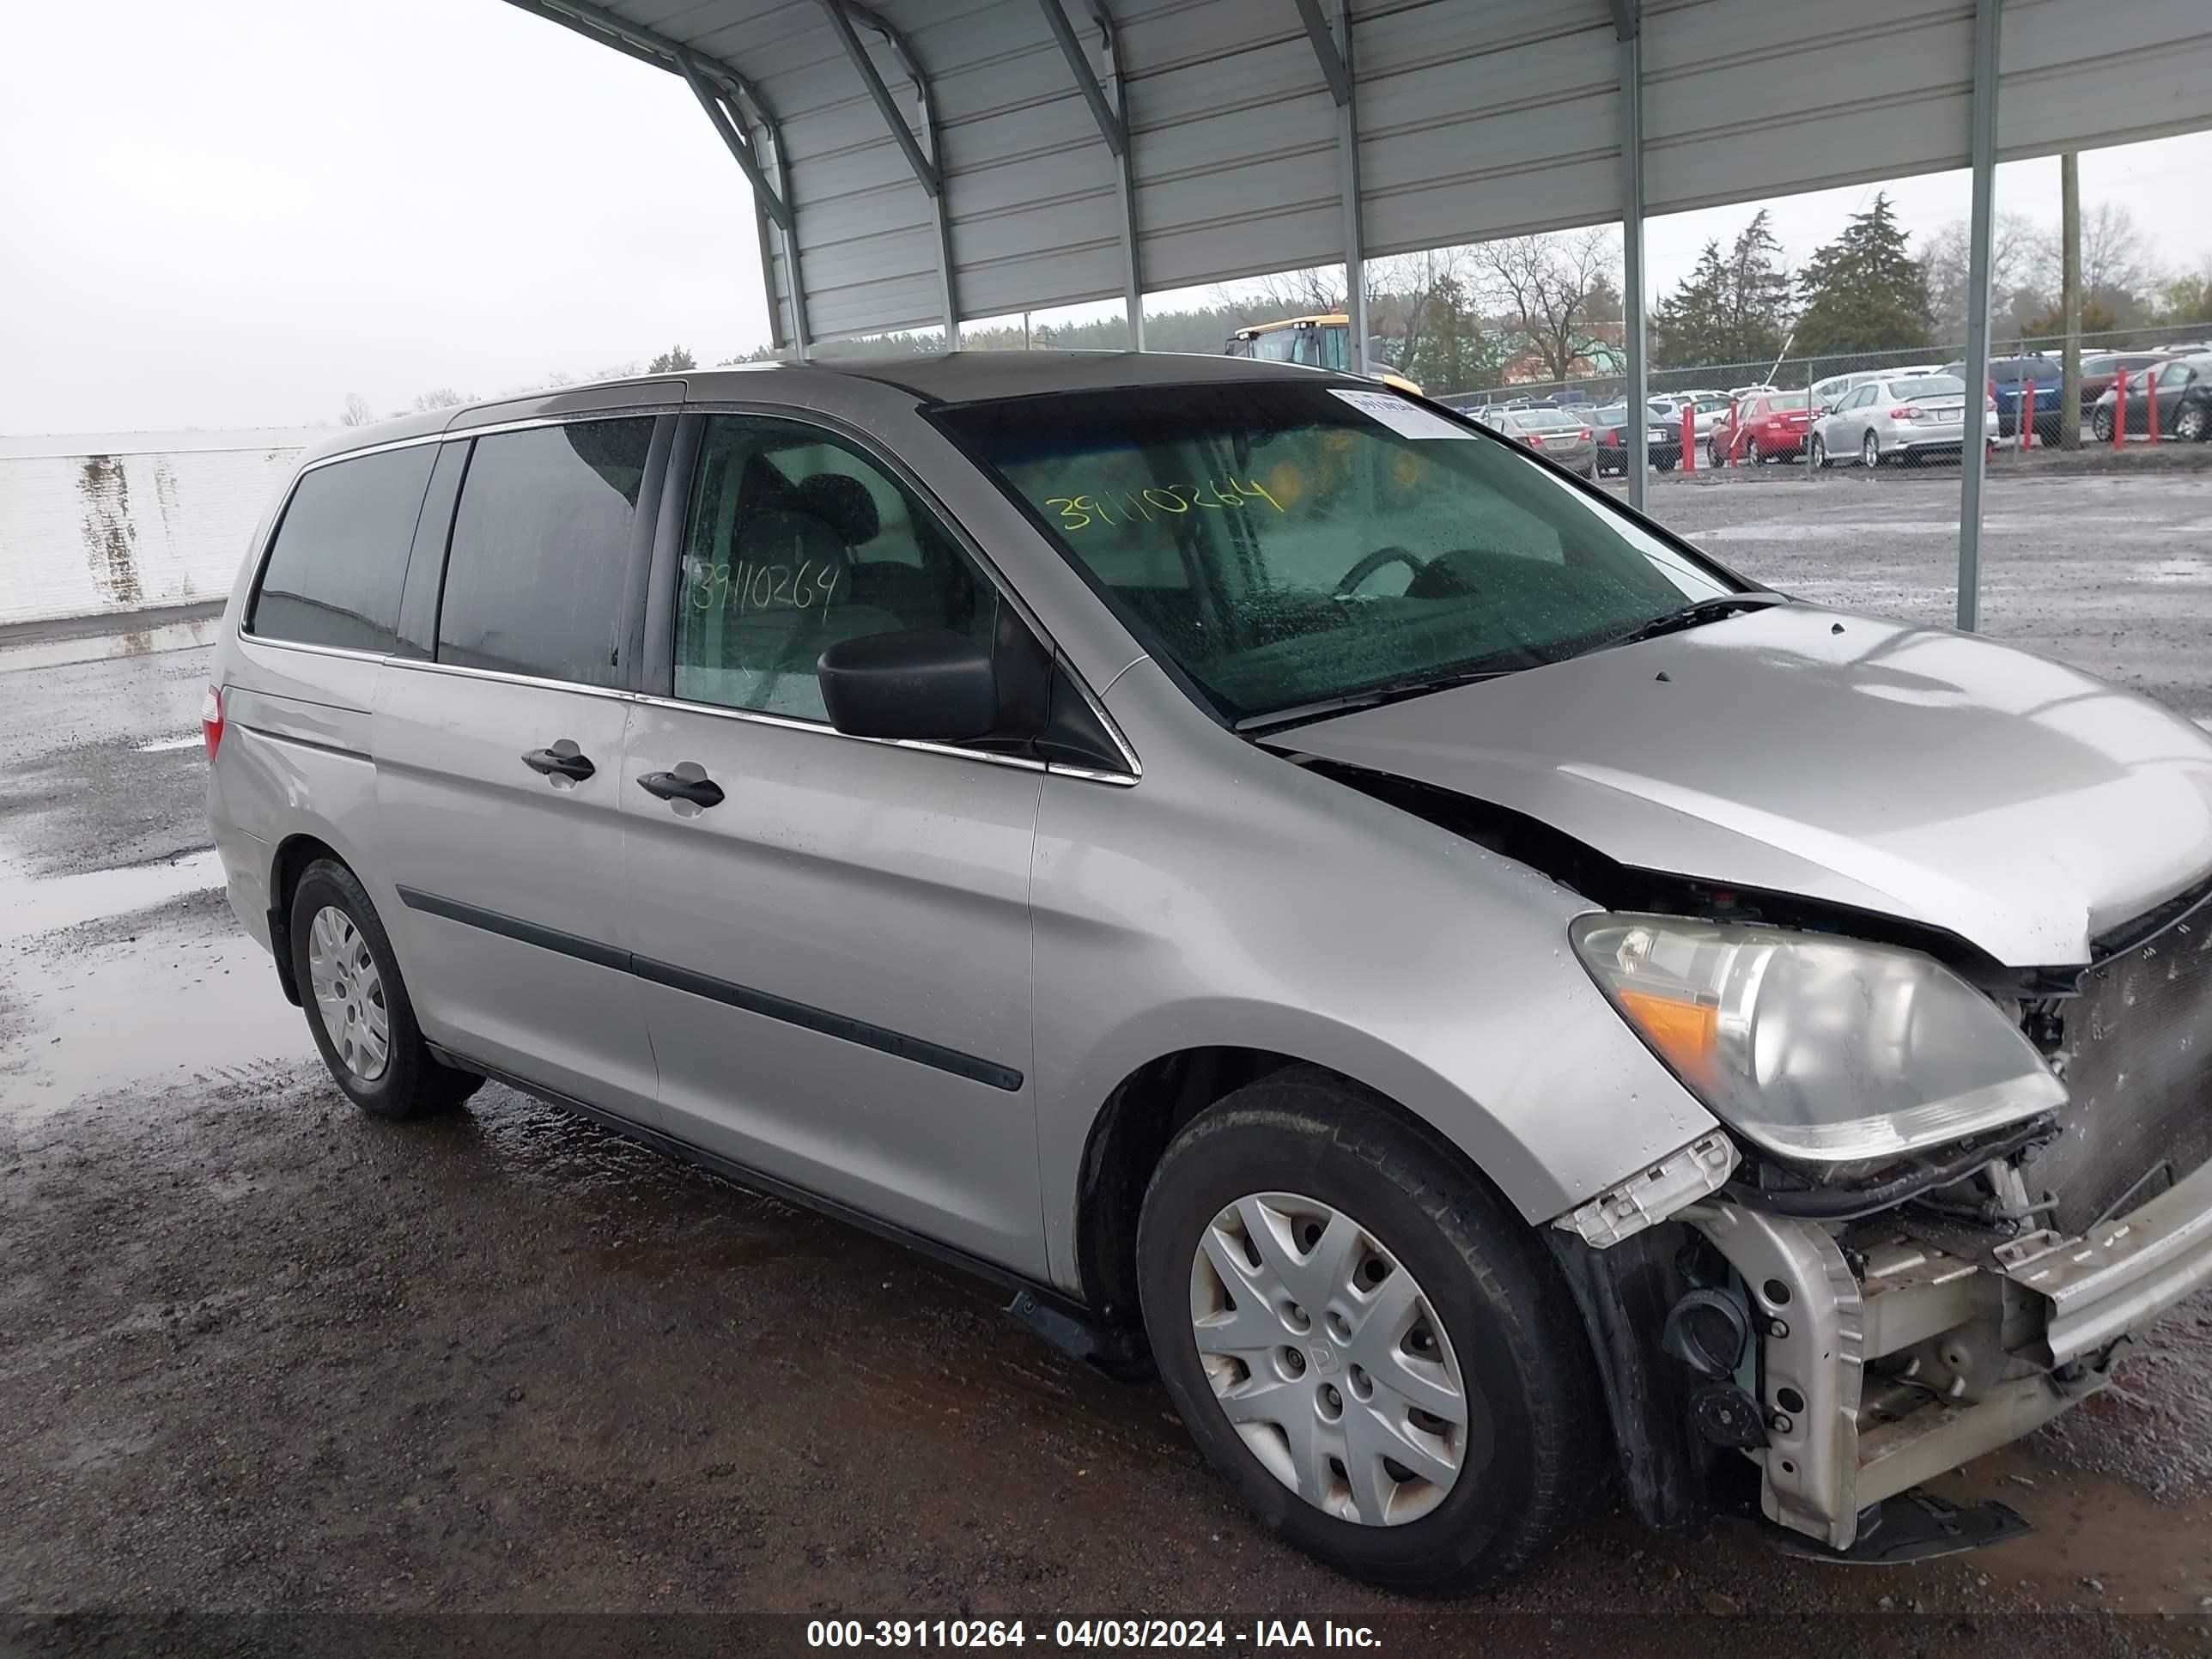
[1944,354,2063,443]
[1809,374,1997,468]
[1485,406,1597,476]
[1810,370,1886,411]
[2090,351,2212,442]
[2077,351,2172,413]
[1707,392,1815,465]
[1728,383,1779,399]
[1589,400,1681,474]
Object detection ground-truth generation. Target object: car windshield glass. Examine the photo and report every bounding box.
[1513,410,1583,431]
[935,382,1738,726]
[1767,392,1812,410]
[1891,376,1964,398]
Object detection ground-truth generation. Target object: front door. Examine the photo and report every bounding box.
[620,411,1046,1273]
[374,416,665,1123]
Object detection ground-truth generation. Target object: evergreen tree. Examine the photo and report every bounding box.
[1653,240,1729,368]
[1791,194,1933,355]
[1721,210,1794,364]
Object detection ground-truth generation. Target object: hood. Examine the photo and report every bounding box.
[1275,605,2212,966]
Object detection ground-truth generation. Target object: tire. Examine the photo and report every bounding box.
[2179,404,2209,443]
[289,859,483,1120]
[2093,408,2115,444]
[1136,1069,1606,1590]
[1862,430,1881,470]
[1708,437,1724,469]
[1809,434,1829,471]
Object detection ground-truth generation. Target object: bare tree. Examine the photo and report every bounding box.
[339,392,374,427]
[1368,247,1473,375]
[1217,265,1347,320]
[411,386,468,411]
[1917,211,2039,339]
[1469,228,1620,384]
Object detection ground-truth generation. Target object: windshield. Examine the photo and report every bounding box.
[1512,409,1585,432]
[935,382,1739,726]
[1890,375,1964,399]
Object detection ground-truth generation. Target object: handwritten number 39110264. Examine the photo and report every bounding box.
[1045,478,1285,533]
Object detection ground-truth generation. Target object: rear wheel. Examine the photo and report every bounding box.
[1137,1069,1606,1589]
[2179,404,2209,442]
[2093,407,2115,444]
[1862,430,1882,469]
[290,860,483,1120]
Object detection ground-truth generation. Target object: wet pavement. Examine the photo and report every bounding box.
[3,473,2212,1656]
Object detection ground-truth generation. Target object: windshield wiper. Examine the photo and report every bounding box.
[1581,592,1786,653]
[1235,659,1532,734]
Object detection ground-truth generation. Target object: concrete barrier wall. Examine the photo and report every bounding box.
[0,431,333,627]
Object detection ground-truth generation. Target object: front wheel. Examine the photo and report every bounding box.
[1137,1070,1606,1589]
[1809,434,1829,471]
[290,860,483,1120]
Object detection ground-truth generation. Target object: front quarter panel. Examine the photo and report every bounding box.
[1031,660,1720,1293]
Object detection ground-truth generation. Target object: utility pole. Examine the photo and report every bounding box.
[2059,152,2081,449]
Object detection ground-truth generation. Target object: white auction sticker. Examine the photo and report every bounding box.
[1328,387,1473,440]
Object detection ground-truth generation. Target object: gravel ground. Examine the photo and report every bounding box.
[3,473,2211,1657]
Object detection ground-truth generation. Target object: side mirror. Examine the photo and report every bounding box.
[818,628,998,742]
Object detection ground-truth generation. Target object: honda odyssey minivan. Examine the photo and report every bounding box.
[208,353,2212,1586]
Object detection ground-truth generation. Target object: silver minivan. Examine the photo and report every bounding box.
[208,354,2212,1587]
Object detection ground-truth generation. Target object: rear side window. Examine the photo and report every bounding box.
[436,419,654,686]
[248,445,435,652]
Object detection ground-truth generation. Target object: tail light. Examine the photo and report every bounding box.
[202,684,225,761]
[1527,433,1546,447]
[1888,406,1923,421]
[1577,428,1591,443]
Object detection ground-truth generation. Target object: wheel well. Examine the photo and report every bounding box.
[266,834,343,1006]
[1072,1048,1504,1326]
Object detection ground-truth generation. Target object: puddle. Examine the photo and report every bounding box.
[0,849,223,944]
[0,617,221,677]
[1,926,313,1125]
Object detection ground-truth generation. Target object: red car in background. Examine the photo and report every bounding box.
[1706,392,1817,465]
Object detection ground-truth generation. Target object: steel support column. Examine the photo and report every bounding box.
[819,1,958,345]
[1957,0,2004,631]
[1296,0,1367,374]
[1613,0,1648,507]
[1041,2,1143,348]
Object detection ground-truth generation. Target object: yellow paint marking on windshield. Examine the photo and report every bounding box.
[1043,480,1286,532]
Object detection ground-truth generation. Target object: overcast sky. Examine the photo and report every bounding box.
[3,1,2208,436]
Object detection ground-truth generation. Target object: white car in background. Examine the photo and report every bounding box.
[1809,373,1998,468]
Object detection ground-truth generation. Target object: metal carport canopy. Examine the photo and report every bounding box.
[510,0,2212,350]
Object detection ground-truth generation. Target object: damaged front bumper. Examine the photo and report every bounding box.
[1678,1152,2212,1551]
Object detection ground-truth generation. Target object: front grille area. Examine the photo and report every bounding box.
[2027,913,2212,1236]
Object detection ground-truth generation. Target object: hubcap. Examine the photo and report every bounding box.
[1863,433,1878,466]
[307,905,389,1082]
[1188,1193,1476,1527]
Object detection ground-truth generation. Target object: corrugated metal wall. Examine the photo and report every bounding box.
[568,0,2212,343]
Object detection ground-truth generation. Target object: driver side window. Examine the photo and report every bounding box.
[674,415,996,722]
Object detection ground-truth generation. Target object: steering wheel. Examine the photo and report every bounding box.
[1334,545,1425,597]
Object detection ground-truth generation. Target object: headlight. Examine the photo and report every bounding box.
[1571,915,2065,1164]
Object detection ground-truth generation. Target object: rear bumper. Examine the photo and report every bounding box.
[1684,1154,2212,1550]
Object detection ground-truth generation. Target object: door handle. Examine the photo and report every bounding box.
[638,763,726,811]
[522,741,595,783]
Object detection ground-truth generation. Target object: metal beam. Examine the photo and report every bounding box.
[678,52,790,232]
[1297,0,1366,374]
[1038,0,1126,155]
[1618,0,1648,506]
[817,2,940,197]
[1957,0,2003,632]
[1041,3,1143,347]
[1293,0,1352,108]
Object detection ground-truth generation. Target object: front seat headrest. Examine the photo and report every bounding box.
[795,473,880,549]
